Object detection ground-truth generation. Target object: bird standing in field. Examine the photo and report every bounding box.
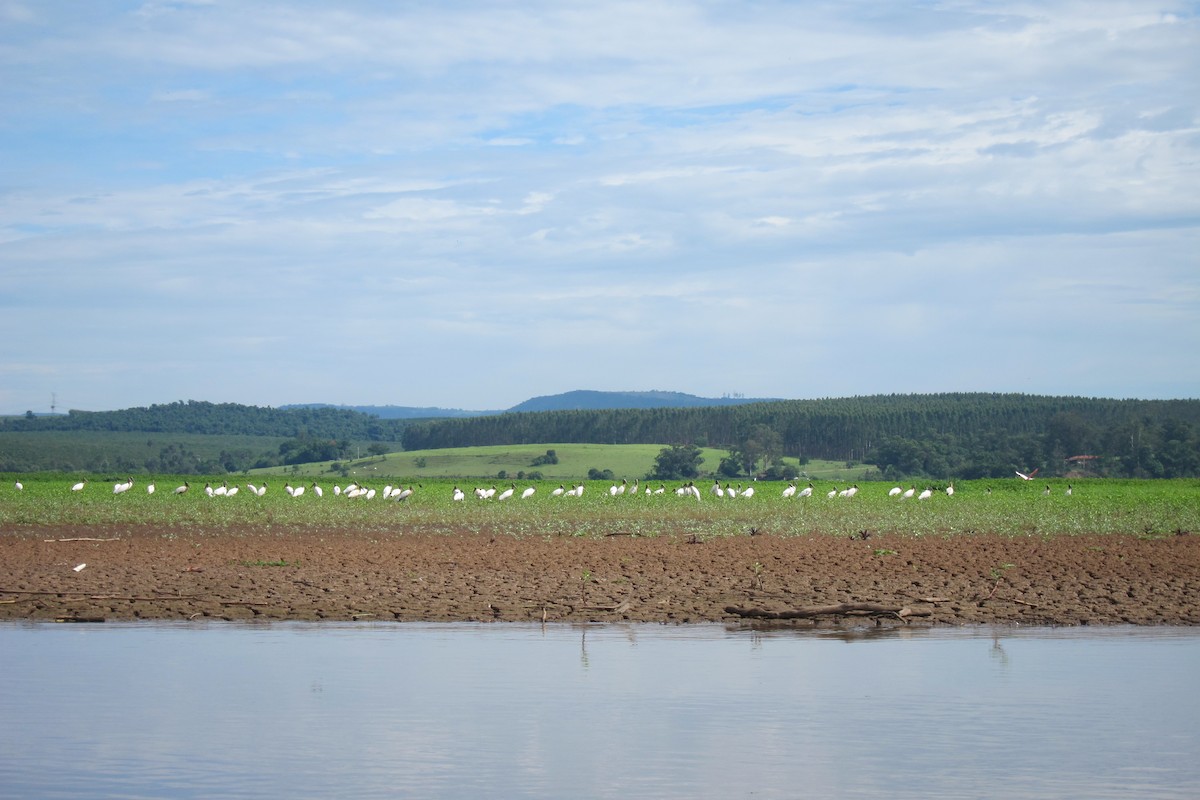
[798,483,814,498]
[174,482,189,495]
[71,479,87,492]
[146,482,156,495]
[113,477,134,494]
[521,486,536,500]
[14,480,22,491]
[902,486,916,500]
[918,487,933,500]
[453,486,466,501]
[945,483,954,496]
[497,484,515,501]
[888,485,902,497]
[782,483,797,498]
[1066,484,1073,496]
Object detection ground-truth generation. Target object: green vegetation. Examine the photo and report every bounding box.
[2,475,1195,541]
[5,393,1199,480]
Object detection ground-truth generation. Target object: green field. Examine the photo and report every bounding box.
[0,431,297,473]
[247,443,881,483]
[3,475,1195,540]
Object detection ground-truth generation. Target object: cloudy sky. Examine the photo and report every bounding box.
[2,1,1197,414]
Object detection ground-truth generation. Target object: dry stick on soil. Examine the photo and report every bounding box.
[725,603,932,620]
[43,537,121,542]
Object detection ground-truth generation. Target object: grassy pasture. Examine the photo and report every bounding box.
[3,475,1195,540]
[248,442,881,483]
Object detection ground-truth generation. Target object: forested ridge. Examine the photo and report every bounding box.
[400,393,1200,479]
[4,394,1199,479]
[1,400,408,440]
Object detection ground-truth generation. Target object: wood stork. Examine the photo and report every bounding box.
[393,486,414,502]
[204,483,215,497]
[782,483,797,498]
[226,486,239,497]
[551,485,565,497]
[945,483,954,496]
[361,487,373,500]
[146,482,155,495]
[453,486,466,502]
[14,480,23,491]
[71,479,87,492]
[610,479,626,497]
[311,483,323,498]
[521,486,536,500]
[918,487,933,500]
[498,484,516,501]
[798,483,814,498]
[1043,485,1051,496]
[654,485,666,495]
[247,483,259,496]
[725,484,737,499]
[256,483,267,497]
[710,481,723,497]
[827,487,838,499]
[901,486,916,500]
[846,485,858,498]
[1016,468,1040,481]
[213,481,227,497]
[1066,484,1073,496]
[740,485,755,498]
[173,482,189,495]
[113,477,133,494]
[888,485,903,497]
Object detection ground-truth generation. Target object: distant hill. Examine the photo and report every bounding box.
[507,390,779,413]
[287,391,777,418]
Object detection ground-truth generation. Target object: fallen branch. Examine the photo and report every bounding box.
[725,603,931,620]
[43,537,120,542]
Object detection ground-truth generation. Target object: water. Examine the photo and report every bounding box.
[1,623,1197,799]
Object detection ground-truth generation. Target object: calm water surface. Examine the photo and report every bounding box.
[1,623,1197,799]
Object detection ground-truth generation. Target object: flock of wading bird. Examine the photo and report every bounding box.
[13,472,1074,501]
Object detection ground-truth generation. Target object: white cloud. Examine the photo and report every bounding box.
[0,1,1197,411]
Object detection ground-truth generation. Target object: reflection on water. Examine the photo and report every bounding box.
[1,623,1198,799]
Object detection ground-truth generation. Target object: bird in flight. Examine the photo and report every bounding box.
[1015,468,1040,481]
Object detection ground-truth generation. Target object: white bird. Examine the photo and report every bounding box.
[798,483,814,498]
[498,484,515,501]
[256,482,267,497]
[1016,468,1040,481]
[902,486,916,500]
[393,486,413,502]
[710,481,723,497]
[1065,484,1073,496]
[14,480,23,491]
[827,487,838,499]
[918,487,933,501]
[284,483,294,497]
[71,479,87,492]
[204,482,215,498]
[888,485,903,497]
[1043,484,1051,496]
[782,483,797,498]
[113,477,133,494]
[654,485,666,495]
[173,482,189,495]
[311,483,323,498]
[453,486,466,501]
[551,484,565,497]
[845,485,858,498]
[740,485,755,498]
[521,487,536,500]
[362,487,373,500]
[725,484,737,499]
[333,484,342,496]
[689,483,702,500]
[247,483,259,496]
[610,479,626,497]
[629,481,639,495]
[226,486,239,497]
[838,486,852,498]
[945,483,954,497]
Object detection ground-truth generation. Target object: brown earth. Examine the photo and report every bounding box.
[2,525,1198,627]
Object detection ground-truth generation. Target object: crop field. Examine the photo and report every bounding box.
[2,475,1196,540]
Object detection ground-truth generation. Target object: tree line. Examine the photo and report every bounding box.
[401,393,1200,479]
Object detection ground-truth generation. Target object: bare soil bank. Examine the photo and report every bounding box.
[2,525,1198,627]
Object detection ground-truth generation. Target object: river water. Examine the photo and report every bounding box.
[1,622,1197,799]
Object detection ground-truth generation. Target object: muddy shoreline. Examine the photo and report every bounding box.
[2,525,1198,626]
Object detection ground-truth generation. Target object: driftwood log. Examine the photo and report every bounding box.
[725,603,931,620]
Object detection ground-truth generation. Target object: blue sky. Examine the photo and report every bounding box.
[2,1,1198,413]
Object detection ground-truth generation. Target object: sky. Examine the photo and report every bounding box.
[2,1,1198,414]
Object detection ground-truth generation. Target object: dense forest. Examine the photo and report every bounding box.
[4,394,1199,479]
[1,401,408,440]
[400,393,1200,479]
